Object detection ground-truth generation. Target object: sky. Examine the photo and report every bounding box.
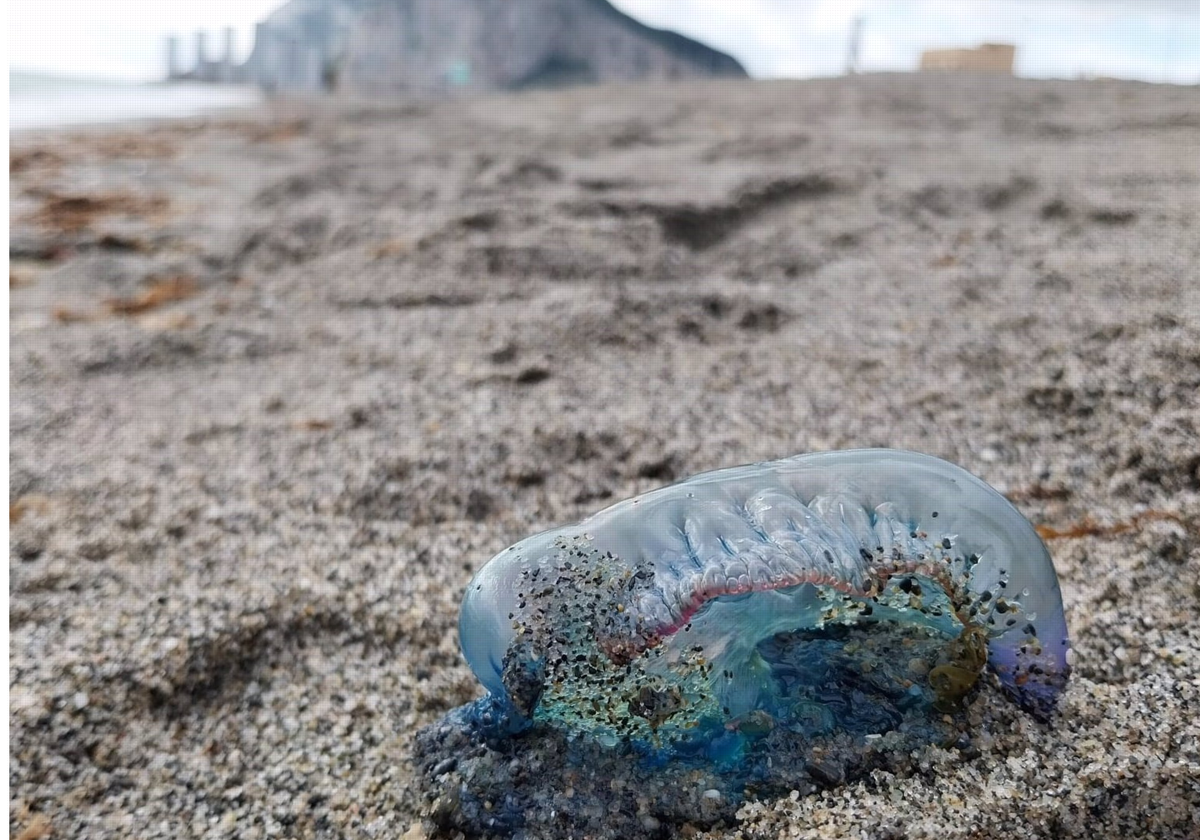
[8,0,1199,85]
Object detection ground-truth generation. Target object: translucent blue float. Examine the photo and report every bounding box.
[459,449,1070,752]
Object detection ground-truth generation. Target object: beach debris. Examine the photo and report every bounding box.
[49,277,199,326]
[105,277,197,316]
[9,147,66,174]
[9,263,41,288]
[236,118,310,144]
[420,450,1071,834]
[1035,510,1186,541]
[95,232,151,253]
[293,419,334,431]
[14,813,53,840]
[52,306,96,324]
[84,132,178,161]
[512,365,551,385]
[29,190,169,233]
[372,238,412,259]
[10,494,52,524]
[136,311,195,332]
[1006,482,1072,502]
[48,277,197,326]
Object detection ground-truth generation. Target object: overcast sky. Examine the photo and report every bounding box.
[9,0,1199,84]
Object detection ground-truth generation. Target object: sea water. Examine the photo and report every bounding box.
[10,71,260,131]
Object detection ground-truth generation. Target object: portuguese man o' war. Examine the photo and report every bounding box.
[459,450,1069,748]
[419,450,1070,834]
[418,451,1071,833]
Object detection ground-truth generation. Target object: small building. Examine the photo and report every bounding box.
[919,43,1016,74]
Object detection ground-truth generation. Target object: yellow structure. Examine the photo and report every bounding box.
[919,43,1016,74]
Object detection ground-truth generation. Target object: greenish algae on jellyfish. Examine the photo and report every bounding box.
[419,450,1070,835]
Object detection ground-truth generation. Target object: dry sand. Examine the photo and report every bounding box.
[9,74,1200,838]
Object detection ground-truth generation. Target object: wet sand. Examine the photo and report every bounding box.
[9,74,1200,838]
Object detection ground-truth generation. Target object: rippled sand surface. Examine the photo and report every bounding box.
[10,75,1200,838]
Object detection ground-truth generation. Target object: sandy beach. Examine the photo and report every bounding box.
[9,74,1200,838]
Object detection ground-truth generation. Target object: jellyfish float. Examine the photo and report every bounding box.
[420,450,1070,835]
